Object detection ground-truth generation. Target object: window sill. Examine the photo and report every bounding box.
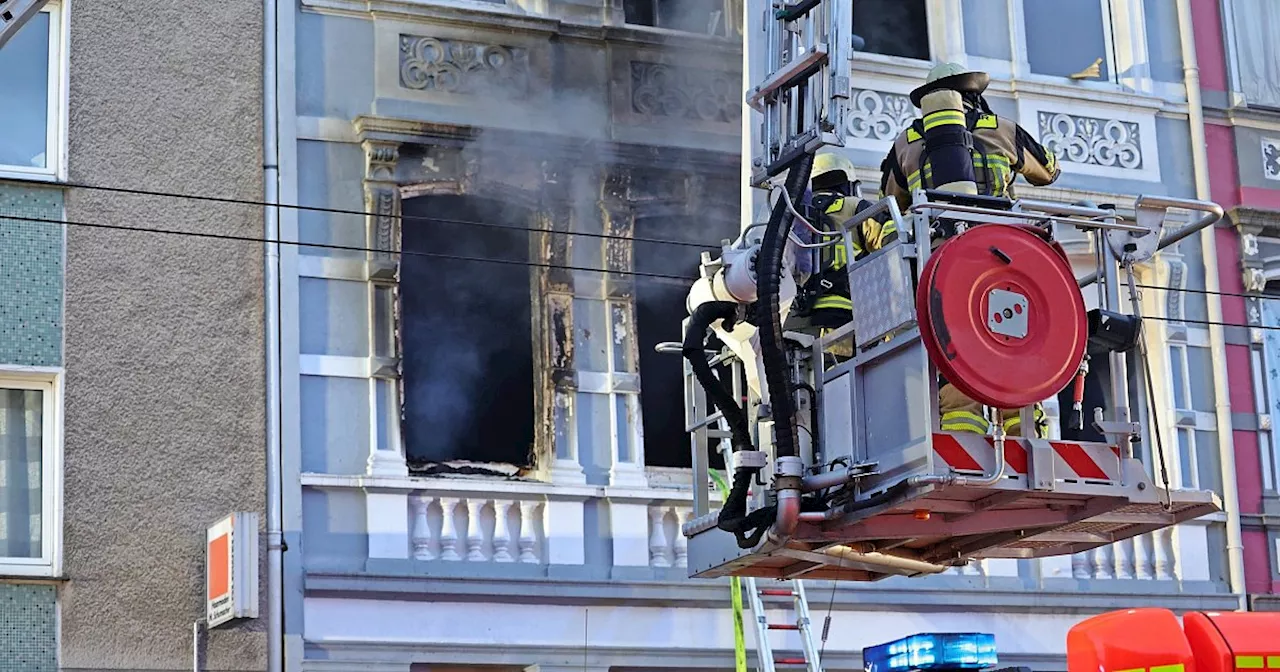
[0,573,67,584]
[0,565,61,580]
[0,169,61,186]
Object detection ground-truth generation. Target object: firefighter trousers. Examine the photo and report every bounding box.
[938,383,1046,438]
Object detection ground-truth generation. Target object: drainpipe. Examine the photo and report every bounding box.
[1175,0,1246,610]
[263,0,285,667]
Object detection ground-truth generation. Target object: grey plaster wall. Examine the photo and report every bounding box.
[1234,125,1280,190]
[62,0,267,670]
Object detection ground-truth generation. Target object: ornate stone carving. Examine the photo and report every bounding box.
[1165,259,1185,321]
[1038,112,1143,170]
[629,61,740,123]
[364,184,399,275]
[1244,268,1268,293]
[1263,137,1280,181]
[399,34,530,96]
[845,89,916,142]
[364,140,399,181]
[1242,232,1260,257]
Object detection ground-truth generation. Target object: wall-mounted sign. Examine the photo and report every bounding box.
[206,512,259,628]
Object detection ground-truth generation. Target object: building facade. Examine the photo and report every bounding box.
[1191,0,1280,610]
[280,1,1246,672]
[1,1,268,670]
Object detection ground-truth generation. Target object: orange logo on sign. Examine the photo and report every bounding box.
[208,534,229,600]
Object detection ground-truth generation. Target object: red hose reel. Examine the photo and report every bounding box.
[916,224,1087,409]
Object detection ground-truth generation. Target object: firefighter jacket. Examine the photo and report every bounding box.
[878,109,1061,213]
[803,195,896,314]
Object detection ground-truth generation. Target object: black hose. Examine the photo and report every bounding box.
[758,153,814,460]
[682,301,752,452]
[681,300,772,548]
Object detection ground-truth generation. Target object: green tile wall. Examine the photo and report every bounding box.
[0,584,56,672]
[0,184,63,367]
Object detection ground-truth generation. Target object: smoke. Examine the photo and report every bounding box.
[400,5,746,474]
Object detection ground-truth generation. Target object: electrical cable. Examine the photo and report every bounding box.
[0,213,702,284]
[50,179,724,249]
[1134,283,1274,301]
[16,209,1280,334]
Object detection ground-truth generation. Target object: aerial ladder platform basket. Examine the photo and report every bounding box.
[675,189,1226,583]
[665,0,1223,584]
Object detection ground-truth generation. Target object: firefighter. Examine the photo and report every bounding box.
[788,151,895,359]
[878,62,1063,439]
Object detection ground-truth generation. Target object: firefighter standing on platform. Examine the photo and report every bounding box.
[801,62,1063,438]
[790,151,896,340]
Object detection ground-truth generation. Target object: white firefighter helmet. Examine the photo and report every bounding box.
[910,62,990,108]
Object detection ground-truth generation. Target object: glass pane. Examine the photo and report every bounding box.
[1196,430,1223,495]
[1259,430,1276,493]
[1169,345,1188,409]
[1177,428,1194,489]
[1024,0,1111,81]
[373,285,394,359]
[0,12,50,169]
[1186,346,1216,413]
[0,388,43,559]
[615,395,631,463]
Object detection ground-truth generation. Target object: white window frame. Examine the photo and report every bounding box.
[0,0,68,182]
[0,367,63,578]
[1009,0,1154,97]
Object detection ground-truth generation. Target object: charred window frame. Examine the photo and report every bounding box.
[397,194,538,471]
[634,211,739,471]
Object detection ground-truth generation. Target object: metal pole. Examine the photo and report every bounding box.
[1176,0,1246,609]
[263,0,285,667]
[1099,223,1133,459]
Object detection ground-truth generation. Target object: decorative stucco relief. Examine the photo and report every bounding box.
[629,61,739,123]
[845,89,915,142]
[399,35,530,96]
[1038,112,1143,170]
[1262,137,1280,181]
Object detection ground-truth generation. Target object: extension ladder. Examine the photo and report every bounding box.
[743,577,825,672]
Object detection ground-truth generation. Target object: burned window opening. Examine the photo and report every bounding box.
[635,213,739,471]
[853,0,930,62]
[400,194,537,470]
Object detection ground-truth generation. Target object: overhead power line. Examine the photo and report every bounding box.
[56,179,728,250]
[0,212,700,284]
[9,209,1280,331]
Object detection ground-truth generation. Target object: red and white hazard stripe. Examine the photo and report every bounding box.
[931,432,1122,482]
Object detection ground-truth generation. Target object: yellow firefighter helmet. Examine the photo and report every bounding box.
[811,151,857,191]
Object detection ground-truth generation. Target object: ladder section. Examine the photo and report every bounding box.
[744,577,824,672]
[0,0,51,50]
[747,0,852,185]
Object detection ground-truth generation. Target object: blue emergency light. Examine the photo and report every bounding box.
[862,632,998,672]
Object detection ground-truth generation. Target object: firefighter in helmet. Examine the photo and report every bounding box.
[789,151,895,347]
[878,62,1063,439]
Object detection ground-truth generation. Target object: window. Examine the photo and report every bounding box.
[1023,0,1115,82]
[1227,0,1280,109]
[635,213,737,470]
[0,2,65,180]
[853,0,930,61]
[0,373,59,576]
[624,0,736,36]
[398,195,536,469]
